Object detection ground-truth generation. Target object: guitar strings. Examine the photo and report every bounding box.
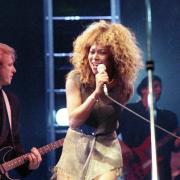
[106,94,180,139]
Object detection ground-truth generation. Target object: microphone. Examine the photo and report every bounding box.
[97,64,108,96]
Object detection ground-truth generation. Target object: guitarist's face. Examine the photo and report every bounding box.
[0,52,16,87]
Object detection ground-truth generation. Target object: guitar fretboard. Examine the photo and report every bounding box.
[1,138,64,173]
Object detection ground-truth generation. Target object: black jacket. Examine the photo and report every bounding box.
[0,91,31,180]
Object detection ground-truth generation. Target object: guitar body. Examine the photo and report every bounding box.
[120,129,177,180]
[0,138,64,180]
[131,136,152,177]
[119,140,146,180]
[0,146,19,180]
[122,150,146,180]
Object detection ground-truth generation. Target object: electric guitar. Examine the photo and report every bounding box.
[120,128,179,180]
[0,138,64,179]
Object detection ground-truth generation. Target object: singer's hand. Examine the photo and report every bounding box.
[95,70,109,96]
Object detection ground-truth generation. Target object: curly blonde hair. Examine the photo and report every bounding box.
[68,20,144,103]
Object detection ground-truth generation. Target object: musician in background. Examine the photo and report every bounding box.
[0,43,42,179]
[118,75,179,180]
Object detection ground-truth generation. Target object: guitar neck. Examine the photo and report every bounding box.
[157,129,177,148]
[1,138,64,173]
[38,139,64,156]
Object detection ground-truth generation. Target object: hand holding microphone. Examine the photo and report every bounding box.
[96,64,109,96]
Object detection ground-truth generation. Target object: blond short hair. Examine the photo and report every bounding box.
[0,43,15,63]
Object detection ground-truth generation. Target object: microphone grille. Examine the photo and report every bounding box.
[97,64,106,73]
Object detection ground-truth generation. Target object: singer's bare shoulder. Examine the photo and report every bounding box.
[66,70,81,88]
[66,78,79,93]
[66,71,82,113]
[66,69,80,80]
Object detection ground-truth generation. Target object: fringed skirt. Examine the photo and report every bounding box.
[53,128,123,180]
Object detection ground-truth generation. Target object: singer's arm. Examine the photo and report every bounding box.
[66,71,108,128]
[66,78,98,128]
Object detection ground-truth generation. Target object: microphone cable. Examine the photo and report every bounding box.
[105,93,180,139]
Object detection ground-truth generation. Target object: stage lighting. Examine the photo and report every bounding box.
[56,108,69,126]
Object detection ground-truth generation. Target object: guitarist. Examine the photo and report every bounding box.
[118,75,179,180]
[0,43,42,179]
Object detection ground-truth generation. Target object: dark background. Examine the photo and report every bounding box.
[0,0,179,179]
[0,1,47,179]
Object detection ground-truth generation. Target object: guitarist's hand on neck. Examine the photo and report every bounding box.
[28,147,42,170]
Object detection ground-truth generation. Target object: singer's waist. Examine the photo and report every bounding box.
[73,124,116,137]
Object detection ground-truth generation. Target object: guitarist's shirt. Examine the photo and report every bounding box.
[0,90,13,149]
[119,101,178,180]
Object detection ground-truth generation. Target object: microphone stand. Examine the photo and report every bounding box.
[147,62,158,180]
[145,0,159,179]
